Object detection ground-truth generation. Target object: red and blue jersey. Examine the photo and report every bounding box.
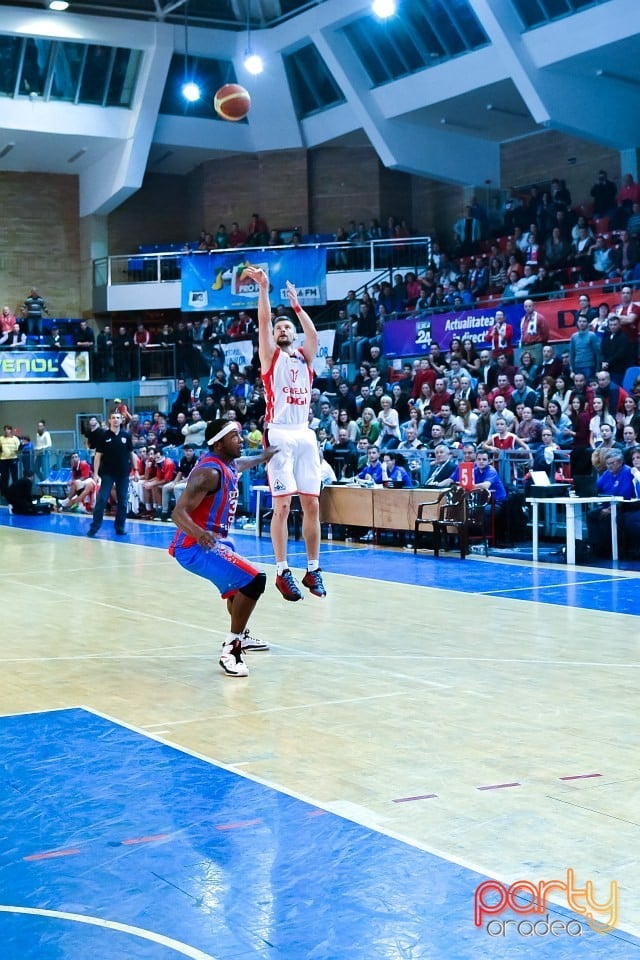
[169,454,238,551]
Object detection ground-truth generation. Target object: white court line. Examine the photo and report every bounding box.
[80,705,640,941]
[142,691,410,728]
[0,905,215,959]
[479,575,637,596]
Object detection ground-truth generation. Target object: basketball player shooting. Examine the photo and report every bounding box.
[245,265,326,602]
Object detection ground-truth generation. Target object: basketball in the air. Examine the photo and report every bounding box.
[214,84,251,122]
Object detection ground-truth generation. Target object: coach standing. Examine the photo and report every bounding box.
[88,411,136,538]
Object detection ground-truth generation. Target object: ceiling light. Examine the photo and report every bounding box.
[182,81,201,102]
[243,0,264,76]
[49,1,70,10]
[244,52,263,76]
[372,0,396,18]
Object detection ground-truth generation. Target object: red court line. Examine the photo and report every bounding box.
[477,782,521,791]
[121,833,170,845]
[24,848,81,861]
[215,818,263,831]
[559,773,602,781]
[392,794,438,803]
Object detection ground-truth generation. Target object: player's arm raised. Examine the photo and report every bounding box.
[236,444,279,474]
[171,468,220,549]
[286,280,318,365]
[245,266,276,370]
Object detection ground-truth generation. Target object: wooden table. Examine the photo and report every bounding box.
[320,485,440,532]
[527,495,622,564]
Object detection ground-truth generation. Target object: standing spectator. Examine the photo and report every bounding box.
[569,316,600,381]
[114,325,132,379]
[590,169,617,220]
[614,285,640,351]
[33,419,52,483]
[22,288,48,338]
[520,299,550,364]
[74,320,95,354]
[0,424,21,498]
[87,411,136,538]
[96,325,114,380]
[601,314,636,385]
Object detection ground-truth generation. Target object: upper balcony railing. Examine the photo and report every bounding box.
[93,236,434,292]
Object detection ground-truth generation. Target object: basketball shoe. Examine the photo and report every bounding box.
[275,568,303,601]
[302,568,327,598]
[219,638,249,678]
[240,628,270,652]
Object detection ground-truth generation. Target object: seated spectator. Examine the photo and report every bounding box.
[228,221,247,247]
[376,395,401,449]
[357,444,383,483]
[58,452,97,512]
[327,428,359,479]
[0,305,16,335]
[181,408,206,447]
[543,399,574,449]
[424,444,457,488]
[451,449,507,534]
[516,406,544,447]
[380,451,412,487]
[160,444,198,521]
[142,450,176,519]
[1,322,26,348]
[591,421,622,474]
[587,449,636,555]
[6,471,53,515]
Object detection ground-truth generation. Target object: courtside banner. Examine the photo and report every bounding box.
[383,293,597,357]
[181,248,327,312]
[0,350,90,382]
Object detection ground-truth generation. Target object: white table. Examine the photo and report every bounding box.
[527,496,623,564]
[251,485,270,535]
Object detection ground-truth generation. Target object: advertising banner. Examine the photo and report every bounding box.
[0,351,90,382]
[383,293,602,358]
[181,248,327,312]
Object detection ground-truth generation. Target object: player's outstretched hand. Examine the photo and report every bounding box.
[245,265,269,288]
[286,280,299,310]
[263,445,280,462]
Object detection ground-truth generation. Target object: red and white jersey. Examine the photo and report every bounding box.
[262,348,313,427]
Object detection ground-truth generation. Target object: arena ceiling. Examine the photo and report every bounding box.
[0,0,638,215]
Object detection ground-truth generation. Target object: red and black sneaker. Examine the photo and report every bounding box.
[302,568,327,598]
[275,568,303,602]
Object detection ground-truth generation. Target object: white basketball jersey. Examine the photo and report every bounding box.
[263,348,313,426]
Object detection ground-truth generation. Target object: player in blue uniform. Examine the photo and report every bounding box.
[170,418,278,677]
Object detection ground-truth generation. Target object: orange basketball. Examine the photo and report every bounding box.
[214,83,251,122]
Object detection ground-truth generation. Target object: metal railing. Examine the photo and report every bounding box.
[93,236,433,289]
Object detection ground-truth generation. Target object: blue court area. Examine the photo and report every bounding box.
[1,509,639,616]
[1,708,639,960]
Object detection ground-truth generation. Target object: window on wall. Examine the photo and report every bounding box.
[283,44,345,119]
[342,0,489,86]
[0,33,140,107]
[159,54,236,119]
[510,0,611,30]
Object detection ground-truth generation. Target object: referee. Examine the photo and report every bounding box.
[88,411,137,538]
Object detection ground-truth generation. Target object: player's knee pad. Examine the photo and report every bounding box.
[240,572,266,600]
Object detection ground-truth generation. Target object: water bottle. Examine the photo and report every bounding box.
[327,524,333,541]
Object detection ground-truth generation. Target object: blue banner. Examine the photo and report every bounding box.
[0,350,90,382]
[181,248,327,312]
[383,305,525,358]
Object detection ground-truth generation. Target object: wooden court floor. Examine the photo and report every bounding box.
[1,512,639,946]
